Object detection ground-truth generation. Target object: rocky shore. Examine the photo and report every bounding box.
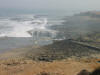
[0,11,100,75]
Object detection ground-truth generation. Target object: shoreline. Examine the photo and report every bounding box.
[0,37,53,53]
[0,11,100,75]
[0,37,33,53]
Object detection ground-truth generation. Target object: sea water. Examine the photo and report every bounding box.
[0,9,82,53]
[0,13,66,52]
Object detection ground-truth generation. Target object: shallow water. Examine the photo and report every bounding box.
[0,37,53,53]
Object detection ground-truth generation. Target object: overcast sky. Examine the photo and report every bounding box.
[0,0,100,11]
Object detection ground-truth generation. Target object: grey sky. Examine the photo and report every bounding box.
[0,0,100,11]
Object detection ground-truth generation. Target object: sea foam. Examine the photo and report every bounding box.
[0,15,57,38]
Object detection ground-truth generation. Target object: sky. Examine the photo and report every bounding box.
[0,0,100,15]
[0,0,100,10]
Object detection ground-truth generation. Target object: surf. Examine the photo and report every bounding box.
[0,15,53,37]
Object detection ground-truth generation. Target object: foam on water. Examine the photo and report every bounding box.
[0,15,50,37]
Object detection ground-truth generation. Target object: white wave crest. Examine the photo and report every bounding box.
[0,15,50,37]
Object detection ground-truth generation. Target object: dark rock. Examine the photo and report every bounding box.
[77,69,90,75]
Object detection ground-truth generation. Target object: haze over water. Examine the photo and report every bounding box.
[0,0,100,52]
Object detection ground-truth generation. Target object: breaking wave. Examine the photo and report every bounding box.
[0,15,54,37]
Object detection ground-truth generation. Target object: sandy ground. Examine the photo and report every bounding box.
[0,42,100,75]
[0,58,100,75]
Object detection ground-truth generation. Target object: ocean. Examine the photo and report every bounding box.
[0,9,83,53]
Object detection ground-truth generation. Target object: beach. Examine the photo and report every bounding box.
[0,11,100,75]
